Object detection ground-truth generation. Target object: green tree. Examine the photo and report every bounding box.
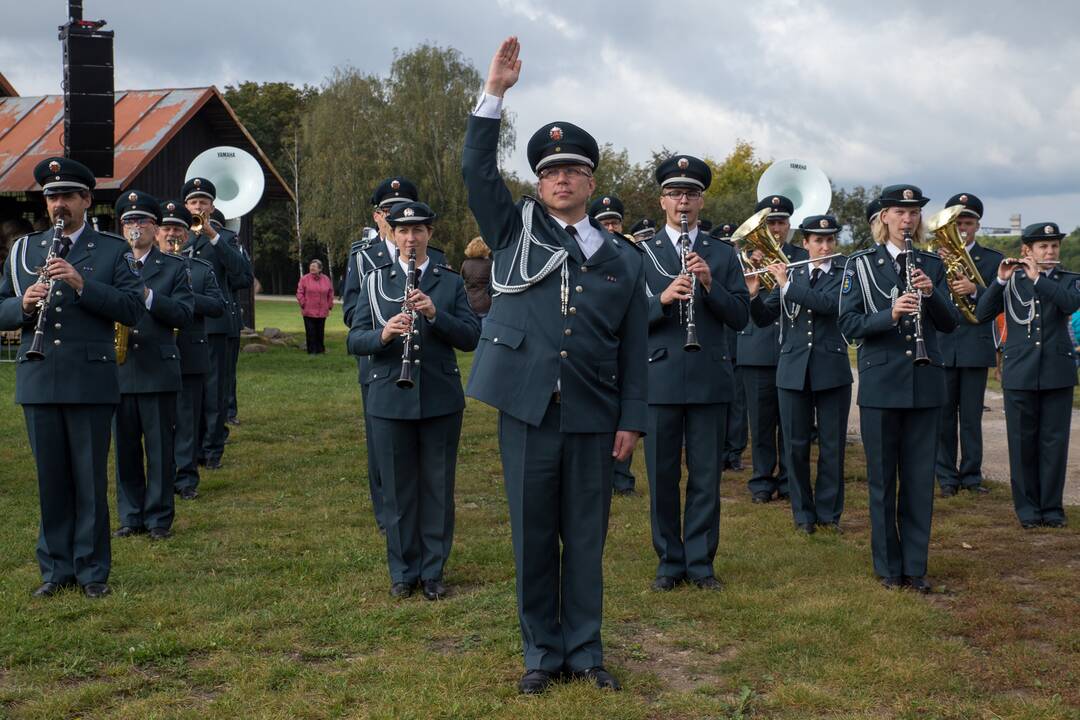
[703,141,770,227]
[832,184,882,250]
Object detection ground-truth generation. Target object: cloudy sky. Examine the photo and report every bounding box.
[4,0,1080,229]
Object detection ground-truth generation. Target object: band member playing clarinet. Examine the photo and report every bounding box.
[0,157,144,599]
[839,185,958,593]
[639,156,748,591]
[975,223,1080,529]
[463,37,648,694]
[347,201,479,601]
[748,215,851,534]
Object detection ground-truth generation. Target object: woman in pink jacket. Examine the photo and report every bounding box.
[296,259,334,354]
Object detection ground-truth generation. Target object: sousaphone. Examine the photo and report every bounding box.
[185,146,265,233]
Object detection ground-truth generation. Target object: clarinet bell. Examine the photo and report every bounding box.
[913,339,930,367]
[683,323,702,353]
[396,363,415,389]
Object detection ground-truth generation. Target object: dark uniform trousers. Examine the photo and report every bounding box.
[200,333,228,461]
[725,360,748,466]
[752,264,853,526]
[462,113,649,674]
[740,242,808,497]
[839,244,959,578]
[612,453,636,493]
[976,269,1079,525]
[175,374,204,490]
[1,226,145,586]
[116,393,178,529]
[935,244,1003,489]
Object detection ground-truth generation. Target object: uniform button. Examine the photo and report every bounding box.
[580,266,588,272]
[1035,341,1041,346]
[132,329,140,335]
[807,342,813,347]
[54,323,61,329]
[807,331,812,336]
[905,350,913,357]
[564,328,572,336]
[560,350,568,358]
[54,291,62,297]
[53,339,61,346]
[575,285,583,293]
[905,335,912,341]
[133,343,140,349]
[774,321,779,326]
[493,337,499,343]
[55,307,62,313]
[807,309,813,314]
[569,307,577,315]
[1035,314,1040,319]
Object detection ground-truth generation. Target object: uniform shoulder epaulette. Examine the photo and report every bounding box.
[847,247,875,259]
[188,256,214,269]
[349,238,370,254]
[160,251,187,265]
[436,262,459,274]
[98,230,127,243]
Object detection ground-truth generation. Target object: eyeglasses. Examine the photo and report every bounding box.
[121,217,156,226]
[662,190,703,200]
[538,166,593,181]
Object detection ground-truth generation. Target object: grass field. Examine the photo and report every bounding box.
[0,300,1077,719]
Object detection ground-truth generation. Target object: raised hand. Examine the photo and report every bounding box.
[485,36,522,97]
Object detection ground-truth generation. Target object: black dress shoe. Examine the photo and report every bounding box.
[965,485,990,494]
[880,576,904,589]
[31,581,70,598]
[113,526,145,538]
[179,487,199,500]
[82,582,110,599]
[691,576,724,591]
[940,485,958,498]
[796,522,816,535]
[906,576,931,594]
[730,458,744,471]
[817,521,843,534]
[518,669,555,695]
[196,457,207,467]
[751,491,772,504]
[651,575,679,591]
[205,458,223,470]
[149,527,172,540]
[1042,519,1067,529]
[1021,521,1040,530]
[227,417,241,426]
[777,492,789,501]
[573,666,621,690]
[421,579,447,600]
[390,582,414,599]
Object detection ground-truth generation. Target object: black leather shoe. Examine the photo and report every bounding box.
[906,576,931,594]
[573,666,621,691]
[179,487,199,500]
[205,458,223,470]
[777,492,789,501]
[1021,521,1040,530]
[965,485,990,494]
[390,582,414,599]
[197,457,207,467]
[796,522,816,535]
[940,485,958,498]
[1043,519,1067,529]
[82,582,110,599]
[751,491,772,504]
[818,521,843,534]
[149,527,172,540]
[651,575,679,592]
[730,458,744,471]
[691,576,724,591]
[421,579,447,600]
[227,417,241,426]
[31,581,71,597]
[518,669,555,695]
[113,526,144,538]
[880,576,904,589]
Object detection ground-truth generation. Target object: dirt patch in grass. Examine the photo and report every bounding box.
[611,624,740,696]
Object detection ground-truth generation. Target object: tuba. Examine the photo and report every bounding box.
[185,146,266,233]
[926,205,985,324]
[733,208,790,291]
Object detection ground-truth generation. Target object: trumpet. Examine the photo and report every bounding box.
[903,229,930,367]
[678,213,701,352]
[743,253,845,277]
[396,248,421,388]
[189,210,210,235]
[24,219,66,361]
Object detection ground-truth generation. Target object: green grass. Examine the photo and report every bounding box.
[0,301,1077,719]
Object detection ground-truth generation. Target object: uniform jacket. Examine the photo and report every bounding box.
[225,238,254,337]
[177,257,225,376]
[975,267,1080,391]
[462,114,649,434]
[938,242,1004,367]
[118,245,194,394]
[0,226,145,404]
[736,241,809,366]
[750,261,852,392]
[181,228,246,336]
[838,243,960,408]
[640,229,749,404]
[348,255,480,419]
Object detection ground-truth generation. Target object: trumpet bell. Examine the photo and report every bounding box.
[185,146,265,222]
[757,158,832,229]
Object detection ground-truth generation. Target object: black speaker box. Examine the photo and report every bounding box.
[60,25,114,178]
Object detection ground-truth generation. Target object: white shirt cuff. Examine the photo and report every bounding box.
[144,288,154,309]
[996,276,1007,286]
[473,92,503,119]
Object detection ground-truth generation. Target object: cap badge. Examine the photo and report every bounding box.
[166,202,175,211]
[959,194,968,203]
[772,196,780,206]
[48,160,61,173]
[549,126,563,141]
[403,208,415,217]
[902,188,914,200]
[1044,225,1055,235]
[677,158,689,170]
[194,178,202,187]
[819,218,829,229]
[391,179,401,190]
[128,192,138,202]
[602,197,610,206]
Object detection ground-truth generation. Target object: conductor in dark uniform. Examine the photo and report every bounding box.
[738,195,808,503]
[975,223,1079,528]
[0,157,145,598]
[934,193,1002,496]
[463,37,648,694]
[348,201,480,600]
[748,215,852,533]
[639,156,749,590]
[158,202,225,501]
[839,185,959,592]
[111,192,194,540]
[342,176,419,532]
[181,178,247,470]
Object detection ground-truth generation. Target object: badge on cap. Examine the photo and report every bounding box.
[549,126,563,141]
[677,158,689,170]
[819,218,829,229]
[391,180,400,190]
[194,179,202,187]
[48,160,61,173]
[903,188,914,200]
[403,208,415,217]
[1045,225,1055,235]
[166,202,175,211]
[602,197,610,206]
[772,197,780,206]
[128,192,138,202]
[959,194,968,203]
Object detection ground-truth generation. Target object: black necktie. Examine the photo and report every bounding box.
[58,237,72,259]
[136,260,144,270]
[565,225,578,239]
[810,268,821,287]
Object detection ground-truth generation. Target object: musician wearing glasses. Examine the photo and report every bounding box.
[738,195,808,504]
[181,178,247,471]
[158,201,225,501]
[639,156,749,592]
[111,192,194,541]
[838,185,958,593]
[933,193,1002,497]
[975,223,1080,529]
[0,157,144,599]
[348,201,480,600]
[746,215,851,534]
[463,37,648,694]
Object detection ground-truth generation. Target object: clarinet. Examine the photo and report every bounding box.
[24,219,66,361]
[903,229,930,367]
[396,248,420,388]
[679,213,702,352]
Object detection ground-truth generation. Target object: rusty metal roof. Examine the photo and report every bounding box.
[0,86,294,202]
[0,72,16,98]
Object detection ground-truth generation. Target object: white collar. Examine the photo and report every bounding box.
[562,214,593,237]
[965,240,976,253]
[885,242,904,261]
[398,255,431,277]
[809,258,833,274]
[132,245,154,263]
[664,224,699,248]
[64,222,87,245]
